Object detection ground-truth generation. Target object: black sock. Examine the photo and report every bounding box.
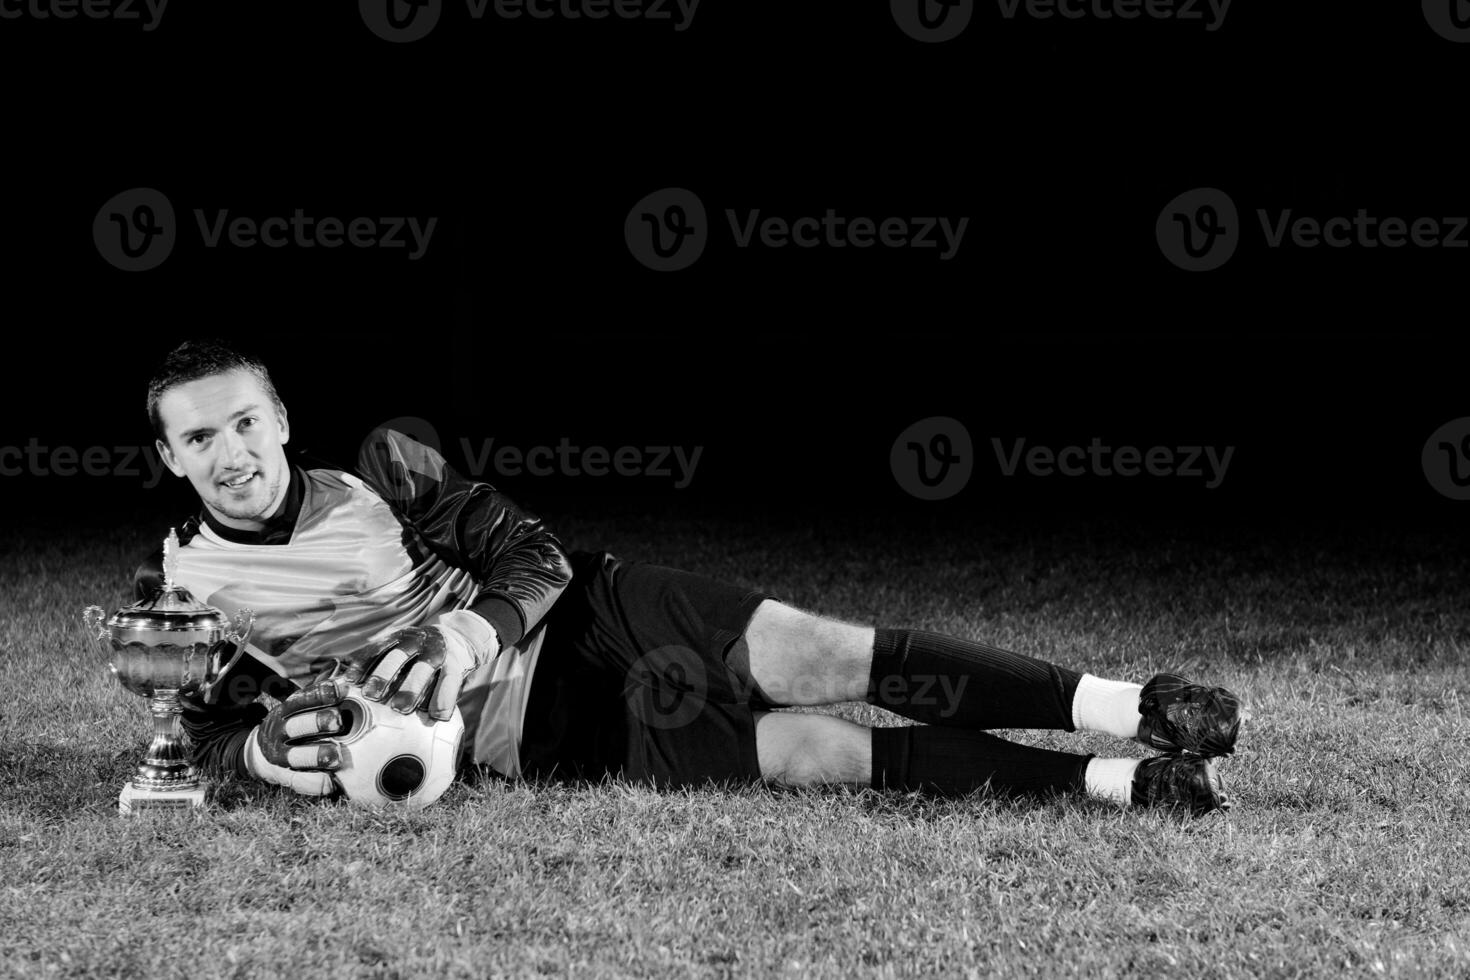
[867,628,1082,730]
[870,725,1090,798]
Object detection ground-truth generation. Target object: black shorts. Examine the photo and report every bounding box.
[517,550,779,788]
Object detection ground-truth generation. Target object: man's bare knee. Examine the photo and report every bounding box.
[754,711,870,787]
[744,602,875,707]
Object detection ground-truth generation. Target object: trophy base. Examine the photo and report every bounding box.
[119,781,208,816]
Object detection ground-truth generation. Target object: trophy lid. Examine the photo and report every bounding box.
[108,528,230,633]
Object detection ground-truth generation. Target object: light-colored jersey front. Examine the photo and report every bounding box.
[172,465,543,778]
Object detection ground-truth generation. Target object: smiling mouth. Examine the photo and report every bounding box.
[220,473,256,490]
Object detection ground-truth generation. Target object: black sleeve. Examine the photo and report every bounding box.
[354,426,573,647]
[180,701,267,779]
[179,657,300,778]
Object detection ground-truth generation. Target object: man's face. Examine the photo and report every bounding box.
[155,369,291,531]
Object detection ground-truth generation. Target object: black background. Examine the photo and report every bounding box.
[0,1,1464,538]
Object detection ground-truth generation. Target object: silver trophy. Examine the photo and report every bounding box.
[83,529,254,815]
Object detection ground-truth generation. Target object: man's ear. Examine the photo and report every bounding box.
[277,403,290,446]
[155,439,185,478]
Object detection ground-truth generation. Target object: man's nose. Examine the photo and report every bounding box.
[219,430,251,467]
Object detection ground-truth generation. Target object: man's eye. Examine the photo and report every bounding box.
[240,417,258,429]
[189,434,209,446]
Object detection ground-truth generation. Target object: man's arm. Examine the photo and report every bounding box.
[347,425,574,720]
[178,656,288,778]
[355,426,573,646]
[182,667,345,797]
[177,654,344,796]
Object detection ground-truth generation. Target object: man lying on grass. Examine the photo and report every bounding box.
[136,339,1244,817]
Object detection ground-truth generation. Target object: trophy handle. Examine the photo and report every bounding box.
[200,608,255,705]
[82,605,109,643]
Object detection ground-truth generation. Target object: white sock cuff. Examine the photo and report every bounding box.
[1071,673,1144,737]
[1084,757,1141,806]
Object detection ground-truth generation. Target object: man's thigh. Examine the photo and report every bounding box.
[622,687,763,788]
[521,550,778,785]
[736,601,876,706]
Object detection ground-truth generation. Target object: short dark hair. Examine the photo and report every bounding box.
[147,339,284,443]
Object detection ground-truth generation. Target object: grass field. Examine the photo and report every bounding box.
[4,504,1470,978]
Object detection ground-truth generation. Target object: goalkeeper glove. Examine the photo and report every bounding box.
[242,670,352,797]
[354,610,500,722]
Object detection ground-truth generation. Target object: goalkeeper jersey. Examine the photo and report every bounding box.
[133,427,573,780]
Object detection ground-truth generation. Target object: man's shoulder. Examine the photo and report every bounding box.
[354,425,451,486]
[295,430,441,499]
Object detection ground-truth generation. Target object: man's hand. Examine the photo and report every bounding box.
[354,610,500,722]
[243,671,353,796]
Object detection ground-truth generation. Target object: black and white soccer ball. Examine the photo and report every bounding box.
[328,683,465,810]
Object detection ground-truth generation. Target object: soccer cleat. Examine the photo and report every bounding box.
[1132,755,1230,817]
[1136,673,1243,757]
